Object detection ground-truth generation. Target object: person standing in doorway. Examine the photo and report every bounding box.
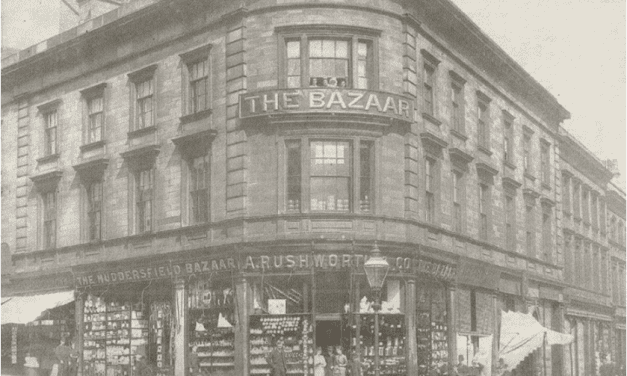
[313,347,327,376]
[265,338,287,376]
[324,347,334,376]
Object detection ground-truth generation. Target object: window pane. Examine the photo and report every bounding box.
[321,59,334,76]
[287,59,301,75]
[309,40,322,57]
[358,42,368,57]
[287,41,300,58]
[310,59,323,77]
[310,177,350,211]
[336,41,348,58]
[335,60,348,77]
[322,40,335,57]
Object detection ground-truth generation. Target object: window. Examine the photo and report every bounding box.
[425,158,436,223]
[612,262,620,303]
[599,198,606,233]
[542,209,552,262]
[87,95,104,144]
[359,141,374,212]
[288,138,373,213]
[477,97,490,149]
[592,248,600,291]
[573,182,581,218]
[583,243,591,287]
[188,59,209,114]
[450,77,465,134]
[562,173,571,213]
[43,110,58,156]
[189,155,209,224]
[503,114,514,164]
[310,140,351,212]
[620,220,626,246]
[309,39,350,88]
[87,182,103,241]
[135,79,154,130]
[281,29,377,89]
[43,191,56,249]
[541,141,550,185]
[478,184,489,241]
[505,194,515,251]
[286,141,302,212]
[526,204,535,257]
[564,236,573,285]
[610,216,617,241]
[591,193,598,229]
[574,239,583,287]
[452,171,463,232]
[523,132,532,176]
[423,62,436,116]
[136,169,154,233]
[582,189,589,223]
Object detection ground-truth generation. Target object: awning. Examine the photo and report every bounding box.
[498,310,573,371]
[1,291,74,325]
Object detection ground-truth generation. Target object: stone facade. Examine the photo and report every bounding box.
[1,0,623,375]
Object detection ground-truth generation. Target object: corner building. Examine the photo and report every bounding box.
[1,0,621,375]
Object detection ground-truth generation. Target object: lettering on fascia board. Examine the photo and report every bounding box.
[239,89,414,122]
[75,253,454,287]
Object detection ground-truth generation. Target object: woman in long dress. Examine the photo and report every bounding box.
[314,347,327,376]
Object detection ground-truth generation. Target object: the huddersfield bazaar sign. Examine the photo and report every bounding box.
[75,253,454,287]
[239,89,415,122]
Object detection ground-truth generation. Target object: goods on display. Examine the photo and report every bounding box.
[352,314,406,376]
[249,314,314,376]
[82,294,171,376]
[188,278,235,375]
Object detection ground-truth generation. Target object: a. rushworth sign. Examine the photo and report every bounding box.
[239,88,415,122]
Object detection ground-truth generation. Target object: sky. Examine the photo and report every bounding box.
[1,0,626,189]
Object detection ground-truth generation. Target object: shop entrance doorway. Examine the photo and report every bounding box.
[316,320,341,350]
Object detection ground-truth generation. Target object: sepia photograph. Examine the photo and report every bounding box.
[1,0,625,375]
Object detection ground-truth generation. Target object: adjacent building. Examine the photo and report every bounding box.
[1,0,624,375]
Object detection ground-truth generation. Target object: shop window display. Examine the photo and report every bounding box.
[349,277,406,376]
[416,284,448,376]
[188,277,235,376]
[249,275,313,376]
[82,283,172,376]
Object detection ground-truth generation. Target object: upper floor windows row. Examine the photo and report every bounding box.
[35,45,212,161]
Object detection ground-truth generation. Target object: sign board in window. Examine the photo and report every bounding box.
[268,299,287,315]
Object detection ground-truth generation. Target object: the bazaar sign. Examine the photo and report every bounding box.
[75,253,454,287]
[239,89,414,122]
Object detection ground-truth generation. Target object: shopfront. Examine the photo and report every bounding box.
[72,248,456,376]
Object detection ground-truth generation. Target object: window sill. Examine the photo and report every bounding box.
[450,129,468,141]
[80,140,105,152]
[541,182,552,191]
[524,172,536,182]
[37,153,60,164]
[422,112,442,126]
[503,160,516,170]
[128,125,157,138]
[477,145,492,156]
[180,109,212,124]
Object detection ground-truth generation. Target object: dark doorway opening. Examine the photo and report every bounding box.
[316,320,341,350]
